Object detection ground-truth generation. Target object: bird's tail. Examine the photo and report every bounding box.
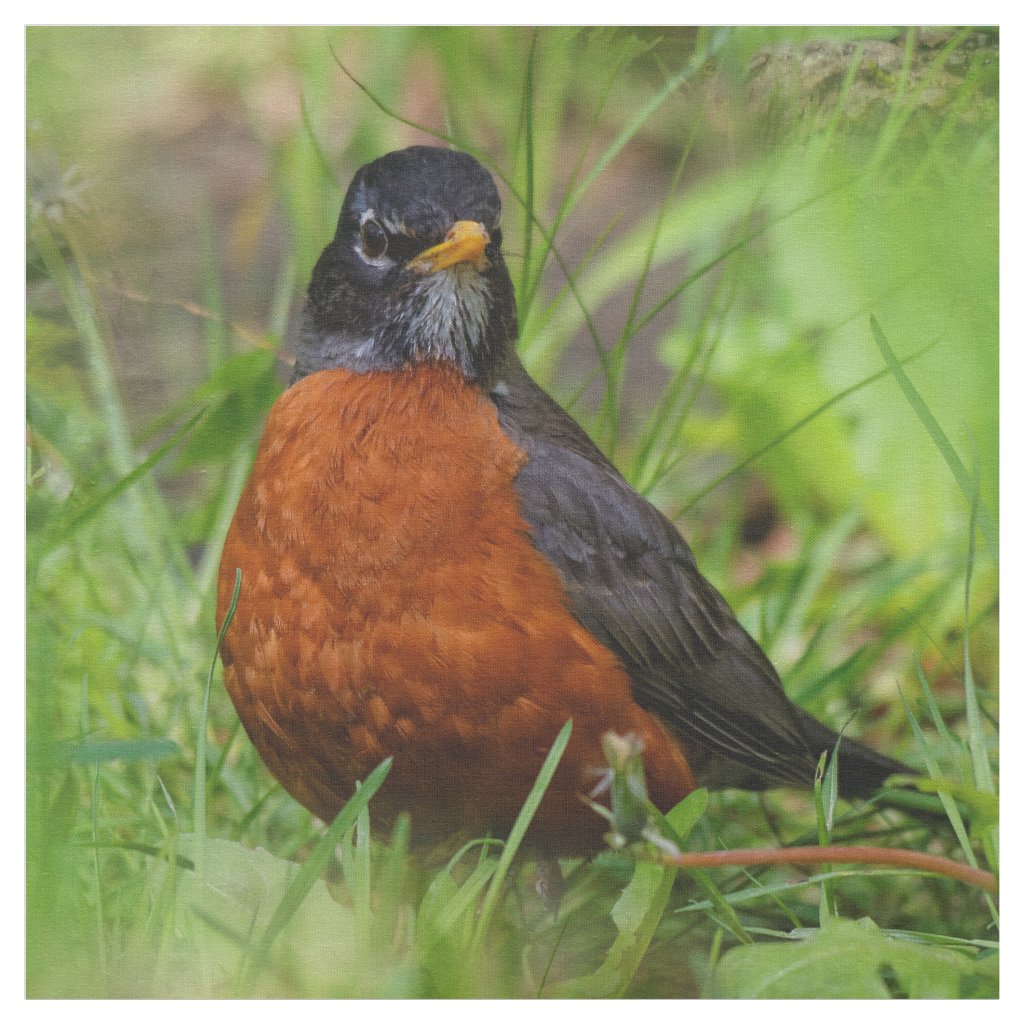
[688,706,951,823]
[792,707,915,800]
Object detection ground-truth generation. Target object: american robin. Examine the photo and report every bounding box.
[217,145,911,852]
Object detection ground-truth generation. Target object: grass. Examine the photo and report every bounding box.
[26,26,998,997]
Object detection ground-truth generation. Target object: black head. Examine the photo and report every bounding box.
[295,146,518,386]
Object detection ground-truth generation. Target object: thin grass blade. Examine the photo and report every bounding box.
[869,317,997,555]
[470,719,572,955]
[194,567,241,888]
[247,756,393,977]
[679,338,939,516]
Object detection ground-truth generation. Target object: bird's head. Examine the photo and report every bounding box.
[295,146,517,386]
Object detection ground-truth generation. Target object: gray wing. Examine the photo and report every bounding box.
[491,359,818,789]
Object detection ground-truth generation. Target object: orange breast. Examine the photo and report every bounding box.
[217,363,695,852]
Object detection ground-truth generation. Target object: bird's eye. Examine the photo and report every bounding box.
[489,227,503,250]
[359,218,388,261]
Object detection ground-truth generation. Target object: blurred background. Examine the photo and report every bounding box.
[27,27,998,998]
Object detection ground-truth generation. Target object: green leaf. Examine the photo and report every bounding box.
[153,835,358,994]
[34,737,180,767]
[193,348,280,398]
[248,756,392,973]
[175,349,281,469]
[552,790,707,998]
[551,858,677,999]
[714,916,998,998]
[661,786,709,845]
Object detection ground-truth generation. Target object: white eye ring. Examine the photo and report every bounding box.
[355,209,394,267]
[359,219,388,263]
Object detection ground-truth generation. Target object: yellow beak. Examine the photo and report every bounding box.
[408,220,490,274]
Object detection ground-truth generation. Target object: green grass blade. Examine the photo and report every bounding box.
[519,36,649,320]
[678,869,975,914]
[902,672,974,859]
[517,30,538,307]
[375,813,410,951]
[660,793,752,946]
[353,795,373,955]
[868,28,975,173]
[814,750,838,920]
[31,219,136,477]
[599,127,699,457]
[298,89,345,193]
[563,33,722,218]
[194,567,241,888]
[632,320,711,493]
[189,566,241,994]
[532,211,624,393]
[962,452,996,800]
[869,317,997,556]
[470,719,572,956]
[53,408,206,542]
[901,671,998,926]
[434,858,499,940]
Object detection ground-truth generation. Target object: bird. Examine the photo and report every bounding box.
[217,145,913,853]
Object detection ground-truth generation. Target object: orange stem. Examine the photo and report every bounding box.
[661,844,997,894]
